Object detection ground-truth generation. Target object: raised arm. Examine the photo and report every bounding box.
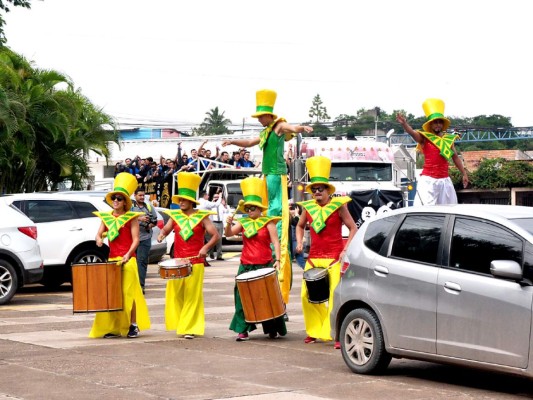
[396,113,424,144]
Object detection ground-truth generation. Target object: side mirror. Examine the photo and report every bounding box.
[490,260,522,280]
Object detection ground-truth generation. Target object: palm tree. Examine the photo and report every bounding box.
[0,47,120,193]
[193,106,232,136]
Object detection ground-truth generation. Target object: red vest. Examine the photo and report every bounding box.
[421,140,449,178]
[307,209,344,259]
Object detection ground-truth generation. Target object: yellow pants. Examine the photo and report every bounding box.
[165,262,205,335]
[89,257,151,338]
[301,258,340,341]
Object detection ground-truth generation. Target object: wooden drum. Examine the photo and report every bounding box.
[236,267,285,323]
[71,262,123,313]
[158,259,192,279]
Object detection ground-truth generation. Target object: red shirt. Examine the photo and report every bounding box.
[107,220,136,258]
[307,208,344,260]
[172,220,206,259]
[421,140,450,179]
[240,225,273,265]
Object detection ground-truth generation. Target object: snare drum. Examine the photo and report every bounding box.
[158,259,192,279]
[303,267,330,304]
[71,262,123,313]
[236,268,285,323]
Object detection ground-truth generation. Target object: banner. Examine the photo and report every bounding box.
[345,189,404,228]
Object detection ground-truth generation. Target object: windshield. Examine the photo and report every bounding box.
[511,218,533,235]
[226,183,244,209]
[329,162,392,182]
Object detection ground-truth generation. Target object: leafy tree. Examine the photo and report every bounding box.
[450,158,533,189]
[0,0,31,46]
[308,94,330,123]
[0,47,119,193]
[192,106,231,136]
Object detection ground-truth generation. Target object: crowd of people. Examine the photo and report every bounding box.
[114,140,260,183]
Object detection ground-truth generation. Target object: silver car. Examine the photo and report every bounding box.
[331,204,533,378]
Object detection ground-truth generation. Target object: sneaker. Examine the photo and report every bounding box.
[334,341,341,350]
[127,324,140,338]
[304,336,316,344]
[236,332,249,342]
[103,333,120,339]
[283,313,289,322]
[268,332,278,339]
[209,253,215,260]
[216,256,224,260]
[184,334,195,339]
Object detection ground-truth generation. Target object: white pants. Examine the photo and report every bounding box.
[415,175,458,206]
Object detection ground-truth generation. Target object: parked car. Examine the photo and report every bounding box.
[331,204,533,378]
[51,190,167,264]
[0,198,43,304]
[4,192,166,288]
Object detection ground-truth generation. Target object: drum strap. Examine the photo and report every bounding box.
[299,197,351,234]
[94,211,144,242]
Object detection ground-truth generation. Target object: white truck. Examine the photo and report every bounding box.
[291,137,415,232]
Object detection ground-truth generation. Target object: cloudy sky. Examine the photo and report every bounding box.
[5,0,533,130]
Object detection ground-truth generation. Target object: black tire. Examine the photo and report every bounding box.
[0,260,18,305]
[339,308,392,375]
[71,248,107,265]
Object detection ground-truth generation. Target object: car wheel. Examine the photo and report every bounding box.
[339,308,391,374]
[72,248,107,265]
[0,260,18,305]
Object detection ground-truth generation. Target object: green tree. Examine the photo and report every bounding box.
[0,47,119,193]
[192,106,232,136]
[308,94,330,123]
[0,0,31,46]
[450,158,533,189]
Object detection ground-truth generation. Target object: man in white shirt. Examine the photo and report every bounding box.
[198,190,224,260]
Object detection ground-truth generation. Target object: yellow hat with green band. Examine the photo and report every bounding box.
[305,156,336,195]
[251,89,278,120]
[172,172,201,205]
[105,172,138,210]
[238,177,268,213]
[422,98,451,132]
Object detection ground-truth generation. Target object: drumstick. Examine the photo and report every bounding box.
[233,200,244,218]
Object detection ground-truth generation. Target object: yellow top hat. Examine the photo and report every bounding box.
[422,98,451,133]
[251,89,278,120]
[238,177,268,213]
[105,172,138,210]
[172,172,201,205]
[305,156,336,195]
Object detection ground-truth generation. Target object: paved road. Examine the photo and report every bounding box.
[0,253,532,400]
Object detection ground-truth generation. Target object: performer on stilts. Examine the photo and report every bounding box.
[222,89,313,308]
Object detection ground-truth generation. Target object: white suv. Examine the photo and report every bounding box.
[0,198,43,304]
[5,193,114,288]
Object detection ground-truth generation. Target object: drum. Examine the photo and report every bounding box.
[158,259,192,279]
[303,267,330,304]
[71,262,123,313]
[236,267,285,323]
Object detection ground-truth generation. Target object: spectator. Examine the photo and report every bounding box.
[238,151,256,168]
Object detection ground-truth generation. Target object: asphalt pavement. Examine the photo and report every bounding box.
[0,251,532,400]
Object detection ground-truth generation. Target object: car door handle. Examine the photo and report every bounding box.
[444,281,462,293]
[374,265,389,277]
[69,227,83,231]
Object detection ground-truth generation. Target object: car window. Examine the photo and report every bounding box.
[364,214,400,253]
[524,242,533,281]
[391,214,445,265]
[25,200,77,223]
[71,200,99,218]
[450,217,523,275]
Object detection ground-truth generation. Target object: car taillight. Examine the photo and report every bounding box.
[157,220,164,229]
[18,226,38,240]
[340,260,350,277]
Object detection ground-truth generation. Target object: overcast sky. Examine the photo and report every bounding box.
[5,0,533,130]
